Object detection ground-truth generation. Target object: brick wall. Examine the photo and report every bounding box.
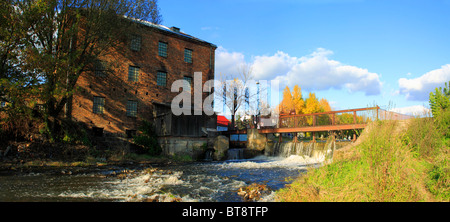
[71,23,217,136]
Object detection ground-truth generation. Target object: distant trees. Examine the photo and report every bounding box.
[0,0,162,141]
[278,85,365,140]
[279,85,332,115]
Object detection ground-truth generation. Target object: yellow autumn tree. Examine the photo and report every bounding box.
[279,86,334,127]
[292,85,305,114]
[319,98,332,112]
[303,92,321,126]
[279,85,305,114]
[280,86,294,114]
[304,92,321,114]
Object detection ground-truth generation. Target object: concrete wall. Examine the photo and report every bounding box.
[158,137,209,160]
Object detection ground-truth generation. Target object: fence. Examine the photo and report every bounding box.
[275,106,414,129]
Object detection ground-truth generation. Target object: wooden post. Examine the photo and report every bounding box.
[279,133,282,143]
[293,132,298,143]
[332,113,335,125]
[353,111,357,124]
[376,107,379,120]
[312,132,316,142]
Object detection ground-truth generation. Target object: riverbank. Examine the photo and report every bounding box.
[0,140,181,177]
[276,118,450,202]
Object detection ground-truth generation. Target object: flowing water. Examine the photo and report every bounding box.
[0,140,339,202]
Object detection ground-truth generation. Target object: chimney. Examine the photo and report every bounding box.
[171,26,180,32]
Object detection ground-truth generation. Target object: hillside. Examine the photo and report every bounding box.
[276,118,449,202]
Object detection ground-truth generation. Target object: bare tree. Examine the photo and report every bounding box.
[215,64,268,129]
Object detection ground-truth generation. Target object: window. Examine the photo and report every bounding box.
[157,71,167,86]
[184,48,193,63]
[126,129,137,138]
[158,41,168,57]
[94,60,106,77]
[93,96,105,114]
[130,35,141,51]
[92,127,104,137]
[183,76,192,90]
[128,66,139,82]
[127,100,138,117]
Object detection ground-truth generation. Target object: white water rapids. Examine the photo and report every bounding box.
[55,154,325,202]
[0,141,339,202]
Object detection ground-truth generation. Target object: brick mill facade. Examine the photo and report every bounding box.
[69,19,218,156]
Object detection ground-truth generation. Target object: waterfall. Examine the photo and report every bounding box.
[204,149,214,161]
[270,138,335,163]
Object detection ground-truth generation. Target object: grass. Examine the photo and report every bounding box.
[276,117,449,202]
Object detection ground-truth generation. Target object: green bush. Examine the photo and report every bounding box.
[133,121,162,156]
[434,107,450,139]
[402,117,440,159]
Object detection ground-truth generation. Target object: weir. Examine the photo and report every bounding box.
[269,138,336,161]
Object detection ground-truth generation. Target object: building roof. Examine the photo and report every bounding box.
[127,17,217,48]
[217,115,230,127]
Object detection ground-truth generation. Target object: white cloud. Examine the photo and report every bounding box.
[214,46,247,78]
[390,105,431,116]
[251,48,382,95]
[215,47,382,95]
[398,64,450,101]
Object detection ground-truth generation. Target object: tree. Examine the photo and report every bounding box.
[0,0,42,141]
[429,81,450,138]
[215,64,258,129]
[280,86,294,114]
[292,85,305,114]
[319,98,332,112]
[429,81,450,118]
[11,0,162,140]
[279,85,305,115]
[304,92,321,114]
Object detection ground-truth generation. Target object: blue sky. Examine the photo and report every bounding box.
[158,0,450,115]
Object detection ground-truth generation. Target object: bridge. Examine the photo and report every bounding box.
[225,106,413,143]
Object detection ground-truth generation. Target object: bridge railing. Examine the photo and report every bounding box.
[278,106,380,129]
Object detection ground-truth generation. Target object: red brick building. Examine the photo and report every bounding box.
[70,19,217,150]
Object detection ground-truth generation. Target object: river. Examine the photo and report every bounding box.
[0,154,324,202]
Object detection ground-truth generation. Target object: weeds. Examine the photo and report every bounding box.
[277,118,448,202]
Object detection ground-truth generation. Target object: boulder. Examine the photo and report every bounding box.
[247,129,267,151]
[213,135,229,160]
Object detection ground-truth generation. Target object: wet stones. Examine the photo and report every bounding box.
[237,183,271,202]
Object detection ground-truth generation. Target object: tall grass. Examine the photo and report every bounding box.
[276,117,449,202]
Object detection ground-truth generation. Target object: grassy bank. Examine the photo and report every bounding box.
[276,117,449,202]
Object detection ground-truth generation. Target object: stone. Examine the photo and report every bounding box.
[213,135,229,161]
[247,129,267,151]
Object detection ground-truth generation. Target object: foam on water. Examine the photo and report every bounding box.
[56,170,187,202]
[8,141,334,202]
[220,154,324,169]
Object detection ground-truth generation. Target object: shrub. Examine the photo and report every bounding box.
[402,116,440,159]
[133,121,162,156]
